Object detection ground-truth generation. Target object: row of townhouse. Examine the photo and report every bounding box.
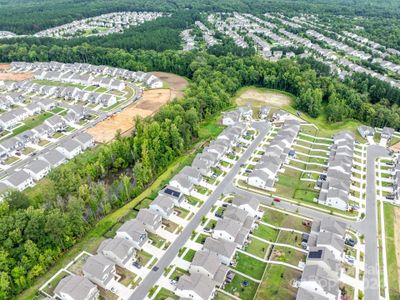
[247,119,300,190]
[0,104,89,162]
[0,92,25,110]
[0,132,95,192]
[317,131,355,211]
[52,118,252,299]
[297,218,347,300]
[176,196,262,300]
[11,61,163,89]
[391,157,400,203]
[0,97,55,130]
[2,79,117,107]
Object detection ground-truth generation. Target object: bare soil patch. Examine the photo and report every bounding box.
[0,64,11,70]
[0,71,32,81]
[394,207,400,292]
[87,89,170,143]
[150,71,188,100]
[236,88,292,107]
[390,142,400,152]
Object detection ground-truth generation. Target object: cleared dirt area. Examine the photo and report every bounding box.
[390,142,400,152]
[0,65,32,81]
[88,72,188,143]
[88,89,170,143]
[236,88,292,107]
[150,71,188,100]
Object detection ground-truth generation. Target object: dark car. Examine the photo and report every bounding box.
[273,198,281,202]
[345,238,356,247]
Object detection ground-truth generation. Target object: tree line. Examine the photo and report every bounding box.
[0,43,399,297]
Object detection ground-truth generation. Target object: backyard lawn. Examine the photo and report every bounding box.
[253,224,279,242]
[245,238,269,259]
[224,273,259,300]
[269,245,306,267]
[276,231,304,248]
[255,264,301,300]
[261,207,310,232]
[233,252,267,280]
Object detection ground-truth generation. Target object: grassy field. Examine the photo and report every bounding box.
[245,238,269,259]
[233,252,267,280]
[10,112,54,137]
[154,288,178,300]
[224,273,259,300]
[253,224,279,242]
[384,204,400,300]
[261,206,310,232]
[255,264,301,300]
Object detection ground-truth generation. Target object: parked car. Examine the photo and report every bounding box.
[273,198,281,202]
[345,238,356,247]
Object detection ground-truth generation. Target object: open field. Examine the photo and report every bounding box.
[235,86,293,108]
[387,204,400,299]
[150,71,188,99]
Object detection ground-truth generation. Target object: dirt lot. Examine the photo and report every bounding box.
[88,72,188,143]
[0,67,32,81]
[390,142,400,152]
[236,88,292,107]
[150,71,188,100]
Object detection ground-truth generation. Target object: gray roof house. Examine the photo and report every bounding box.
[316,231,345,260]
[159,185,184,206]
[314,218,347,238]
[203,237,236,266]
[40,149,66,168]
[24,159,50,181]
[180,166,202,185]
[306,247,341,279]
[97,237,136,268]
[4,170,34,191]
[296,287,329,300]
[54,274,99,300]
[83,254,116,289]
[169,173,193,195]
[57,138,82,160]
[74,132,95,150]
[149,194,175,218]
[136,208,162,233]
[382,127,395,140]
[116,219,148,250]
[213,218,250,247]
[231,197,260,218]
[176,273,216,300]
[189,250,230,287]
[357,125,374,139]
[299,264,339,299]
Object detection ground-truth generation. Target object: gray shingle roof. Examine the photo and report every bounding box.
[54,274,98,300]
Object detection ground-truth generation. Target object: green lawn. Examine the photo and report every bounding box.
[269,245,306,267]
[224,273,259,300]
[261,207,310,232]
[255,264,301,300]
[214,291,236,300]
[183,249,196,262]
[148,233,166,249]
[195,233,208,244]
[41,271,69,296]
[245,238,269,259]
[384,204,400,300]
[253,224,279,242]
[276,231,304,248]
[154,288,178,300]
[198,114,225,140]
[136,250,152,267]
[169,267,189,281]
[11,112,54,136]
[186,195,203,206]
[233,252,267,280]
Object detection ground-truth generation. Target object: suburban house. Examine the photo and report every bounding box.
[231,197,261,218]
[222,110,240,126]
[159,185,184,206]
[24,159,51,181]
[54,274,99,300]
[37,98,56,111]
[136,208,162,233]
[272,109,289,122]
[176,273,216,300]
[57,138,83,160]
[259,106,270,119]
[357,125,374,139]
[180,166,202,185]
[97,237,136,268]
[203,237,236,266]
[45,115,67,132]
[212,218,250,247]
[189,250,230,287]
[169,173,193,195]
[83,254,116,289]
[381,127,395,140]
[74,132,95,150]
[116,219,148,249]
[40,149,67,169]
[149,194,175,218]
[4,170,34,191]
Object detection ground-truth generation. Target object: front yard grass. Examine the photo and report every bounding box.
[154,287,179,300]
[233,252,267,280]
[136,250,152,266]
[169,267,189,281]
[183,249,196,262]
[148,232,166,248]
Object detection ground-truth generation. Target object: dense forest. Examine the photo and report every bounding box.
[1,0,400,34]
[0,43,399,297]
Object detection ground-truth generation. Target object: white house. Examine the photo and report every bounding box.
[24,160,51,181]
[57,138,82,160]
[4,170,34,191]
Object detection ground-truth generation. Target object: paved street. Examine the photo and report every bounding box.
[362,145,389,300]
[129,121,270,300]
